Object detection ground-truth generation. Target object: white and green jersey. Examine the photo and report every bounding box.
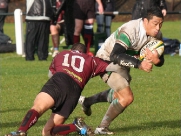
[96,18,162,61]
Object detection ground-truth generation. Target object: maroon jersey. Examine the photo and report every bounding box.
[49,50,109,88]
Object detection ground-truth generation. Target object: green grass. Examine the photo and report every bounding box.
[0,21,181,135]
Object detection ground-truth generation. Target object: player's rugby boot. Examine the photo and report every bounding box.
[73,117,94,136]
[4,131,27,136]
[94,127,114,135]
[78,96,92,116]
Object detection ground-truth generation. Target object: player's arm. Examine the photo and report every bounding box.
[110,43,142,68]
[110,43,153,72]
[48,59,55,78]
[96,0,104,14]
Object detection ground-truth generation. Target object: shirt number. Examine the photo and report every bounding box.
[62,53,85,72]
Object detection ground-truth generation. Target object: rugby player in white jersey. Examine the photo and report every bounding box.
[79,6,164,135]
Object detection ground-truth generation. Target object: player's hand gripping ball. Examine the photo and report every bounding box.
[139,38,164,60]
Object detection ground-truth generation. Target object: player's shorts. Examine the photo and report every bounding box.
[57,11,64,23]
[40,72,82,118]
[74,0,95,20]
[102,63,131,92]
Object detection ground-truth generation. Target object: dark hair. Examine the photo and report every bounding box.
[71,43,86,53]
[142,6,164,20]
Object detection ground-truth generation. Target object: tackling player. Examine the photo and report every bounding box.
[4,43,110,136]
[79,6,165,135]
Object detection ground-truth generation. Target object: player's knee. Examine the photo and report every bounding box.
[42,124,53,136]
[41,128,50,136]
[126,94,134,105]
[117,93,134,107]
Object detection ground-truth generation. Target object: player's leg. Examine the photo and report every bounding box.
[83,1,95,56]
[4,92,55,136]
[95,72,133,134]
[97,87,133,126]
[83,18,94,55]
[25,21,37,61]
[96,14,104,33]
[50,24,60,57]
[43,114,92,136]
[73,1,85,44]
[83,89,111,107]
[73,19,84,43]
[0,9,6,33]
[19,92,55,132]
[42,113,66,136]
[37,21,50,60]
[79,89,114,116]
[105,15,112,37]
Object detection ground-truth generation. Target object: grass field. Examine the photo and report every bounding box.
[0,21,180,136]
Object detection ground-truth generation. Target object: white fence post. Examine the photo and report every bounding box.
[14,9,24,55]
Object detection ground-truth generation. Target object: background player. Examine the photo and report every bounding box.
[73,0,103,56]
[50,0,65,58]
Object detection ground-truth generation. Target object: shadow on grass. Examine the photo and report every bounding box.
[0,116,77,129]
[0,120,47,129]
[112,119,180,132]
[0,108,28,113]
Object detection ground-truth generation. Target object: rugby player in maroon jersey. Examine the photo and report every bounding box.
[5,43,110,136]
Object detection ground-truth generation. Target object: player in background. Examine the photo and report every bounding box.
[73,0,103,56]
[50,0,65,58]
[79,6,165,135]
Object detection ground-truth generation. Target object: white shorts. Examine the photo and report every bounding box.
[103,63,131,91]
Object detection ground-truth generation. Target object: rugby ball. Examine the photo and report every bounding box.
[139,39,164,60]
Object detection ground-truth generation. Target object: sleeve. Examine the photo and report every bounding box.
[92,57,109,76]
[155,54,164,67]
[110,43,141,68]
[160,0,167,10]
[110,31,141,68]
[49,58,56,75]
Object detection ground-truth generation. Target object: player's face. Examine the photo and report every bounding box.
[144,16,163,37]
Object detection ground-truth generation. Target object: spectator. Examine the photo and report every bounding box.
[73,0,103,56]
[25,0,53,61]
[95,0,115,38]
[50,0,65,58]
[0,0,9,33]
[132,0,167,19]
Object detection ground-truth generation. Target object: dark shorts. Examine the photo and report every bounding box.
[40,72,82,118]
[74,0,95,20]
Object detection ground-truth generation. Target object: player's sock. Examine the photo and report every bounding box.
[51,34,60,50]
[18,109,39,132]
[51,124,77,135]
[83,23,93,53]
[84,89,111,108]
[107,89,115,103]
[73,35,80,43]
[99,99,125,128]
